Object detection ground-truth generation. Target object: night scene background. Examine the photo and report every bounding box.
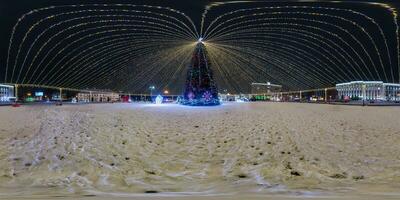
[1,0,400,94]
[1,1,400,200]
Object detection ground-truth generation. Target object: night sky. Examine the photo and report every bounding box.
[0,0,399,93]
[0,0,208,72]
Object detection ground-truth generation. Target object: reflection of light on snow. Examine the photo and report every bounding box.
[140,102,240,109]
[235,97,249,103]
[252,171,271,187]
[145,104,171,107]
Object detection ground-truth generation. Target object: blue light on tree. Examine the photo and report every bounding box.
[181,42,220,106]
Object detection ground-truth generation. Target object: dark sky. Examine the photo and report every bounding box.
[0,0,208,82]
[0,0,399,93]
[0,0,208,60]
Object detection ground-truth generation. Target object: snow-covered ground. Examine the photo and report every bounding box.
[0,102,399,199]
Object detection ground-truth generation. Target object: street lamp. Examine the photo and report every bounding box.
[164,90,169,94]
[149,86,155,102]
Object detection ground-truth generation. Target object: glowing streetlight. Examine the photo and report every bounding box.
[149,86,155,101]
[164,90,169,94]
[198,37,204,44]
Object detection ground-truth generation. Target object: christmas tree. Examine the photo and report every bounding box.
[181,43,220,106]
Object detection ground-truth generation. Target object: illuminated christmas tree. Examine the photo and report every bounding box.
[181,42,220,106]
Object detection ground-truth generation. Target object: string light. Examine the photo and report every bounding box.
[3,2,400,94]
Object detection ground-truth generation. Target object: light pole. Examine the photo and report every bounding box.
[299,91,302,102]
[14,84,18,103]
[149,86,155,102]
[362,84,366,106]
[324,88,328,103]
[58,88,63,106]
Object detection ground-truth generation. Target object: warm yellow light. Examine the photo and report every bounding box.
[164,90,169,94]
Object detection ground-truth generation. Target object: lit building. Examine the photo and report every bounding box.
[0,84,15,103]
[251,82,282,101]
[251,82,282,95]
[336,81,400,101]
[77,91,120,102]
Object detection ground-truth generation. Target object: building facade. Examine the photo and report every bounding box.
[251,82,282,95]
[77,91,120,102]
[336,81,400,101]
[0,84,15,102]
